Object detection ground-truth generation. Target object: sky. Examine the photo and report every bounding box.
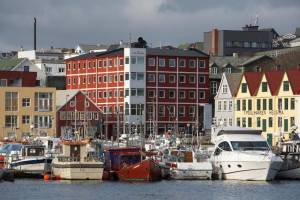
[0,0,300,51]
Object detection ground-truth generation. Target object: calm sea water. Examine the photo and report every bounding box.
[1,179,300,200]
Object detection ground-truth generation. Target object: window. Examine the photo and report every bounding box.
[198,60,205,68]
[125,89,129,97]
[103,75,107,83]
[283,81,289,91]
[263,99,267,110]
[218,101,222,111]
[159,90,165,98]
[125,57,129,64]
[98,60,103,68]
[148,58,155,66]
[269,117,273,128]
[189,60,196,68]
[137,73,144,81]
[159,105,165,117]
[109,75,113,83]
[225,67,231,74]
[5,92,18,111]
[189,91,196,99]
[0,79,7,86]
[119,74,124,82]
[5,115,18,128]
[119,58,124,66]
[291,98,295,110]
[169,74,176,83]
[131,72,137,80]
[169,90,175,99]
[98,91,102,98]
[131,88,137,96]
[222,85,228,94]
[237,118,241,127]
[229,101,233,111]
[236,100,240,111]
[169,59,176,67]
[34,116,53,129]
[291,117,295,127]
[189,75,196,83]
[248,99,252,111]
[242,118,246,127]
[278,98,282,110]
[269,99,273,110]
[248,118,252,127]
[211,81,217,95]
[137,88,144,96]
[262,82,268,92]
[242,100,246,111]
[284,98,289,110]
[257,99,261,110]
[159,58,165,67]
[22,98,30,107]
[199,75,205,84]
[179,75,185,83]
[211,67,218,74]
[189,106,196,117]
[179,106,185,117]
[114,75,118,82]
[223,101,227,111]
[179,91,185,99]
[179,59,185,67]
[22,115,30,124]
[278,117,282,127]
[241,83,247,93]
[147,74,155,82]
[137,56,144,64]
[34,93,53,111]
[159,74,165,83]
[125,73,129,81]
[131,57,137,64]
[199,91,205,99]
[148,90,155,98]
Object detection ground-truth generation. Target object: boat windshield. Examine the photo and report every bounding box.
[231,141,269,151]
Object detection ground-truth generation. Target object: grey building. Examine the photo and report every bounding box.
[204,25,279,56]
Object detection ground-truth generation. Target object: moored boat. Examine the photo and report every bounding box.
[51,140,104,180]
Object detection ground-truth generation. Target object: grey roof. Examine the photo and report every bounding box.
[146,48,208,57]
[56,90,80,110]
[210,56,250,68]
[66,48,123,61]
[225,73,243,96]
[78,44,109,52]
[240,55,272,66]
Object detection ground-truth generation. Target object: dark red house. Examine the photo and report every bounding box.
[0,71,38,87]
[56,90,103,138]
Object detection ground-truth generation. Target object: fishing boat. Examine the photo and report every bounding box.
[51,140,104,180]
[160,148,212,180]
[210,126,283,181]
[117,158,161,182]
[276,140,300,179]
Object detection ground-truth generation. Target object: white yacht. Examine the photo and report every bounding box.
[210,127,282,181]
[51,140,104,180]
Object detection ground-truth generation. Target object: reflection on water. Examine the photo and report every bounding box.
[1,180,300,200]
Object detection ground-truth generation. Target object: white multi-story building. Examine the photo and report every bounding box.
[214,73,242,126]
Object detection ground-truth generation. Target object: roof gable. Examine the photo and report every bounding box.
[265,70,284,95]
[286,69,300,94]
[0,58,24,71]
[225,73,243,97]
[244,72,263,96]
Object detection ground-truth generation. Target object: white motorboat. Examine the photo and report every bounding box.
[51,140,104,180]
[276,140,300,179]
[8,144,52,175]
[161,148,212,180]
[210,127,282,181]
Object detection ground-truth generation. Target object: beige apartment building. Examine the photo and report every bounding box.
[0,87,56,141]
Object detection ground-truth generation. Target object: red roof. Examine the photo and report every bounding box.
[286,69,300,95]
[244,72,263,96]
[265,70,284,95]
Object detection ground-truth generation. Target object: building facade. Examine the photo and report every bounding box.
[0,71,38,87]
[65,47,211,138]
[0,87,56,141]
[234,70,300,145]
[56,90,103,138]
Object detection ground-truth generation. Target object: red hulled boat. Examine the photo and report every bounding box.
[117,159,161,182]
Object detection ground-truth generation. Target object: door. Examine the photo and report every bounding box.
[267,133,273,146]
[70,145,81,160]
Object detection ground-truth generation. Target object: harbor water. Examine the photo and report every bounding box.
[1,180,300,200]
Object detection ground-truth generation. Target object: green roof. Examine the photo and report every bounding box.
[0,58,24,71]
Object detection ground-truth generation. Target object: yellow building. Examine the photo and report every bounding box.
[234,70,300,145]
[0,87,56,141]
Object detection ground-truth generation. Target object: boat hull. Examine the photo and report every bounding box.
[170,162,212,180]
[10,158,52,174]
[52,162,104,180]
[117,159,161,181]
[215,160,282,181]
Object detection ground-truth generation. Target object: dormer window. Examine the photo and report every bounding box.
[211,67,218,74]
[225,67,231,74]
[283,81,289,91]
[222,85,228,94]
[241,83,247,93]
[261,82,268,92]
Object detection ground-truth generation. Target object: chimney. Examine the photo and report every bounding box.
[211,29,218,56]
[34,17,37,50]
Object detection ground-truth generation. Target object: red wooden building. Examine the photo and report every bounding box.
[0,71,38,87]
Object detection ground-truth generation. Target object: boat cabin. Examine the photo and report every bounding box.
[21,145,45,157]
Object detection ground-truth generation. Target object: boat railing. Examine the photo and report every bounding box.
[84,156,102,162]
[57,156,80,162]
